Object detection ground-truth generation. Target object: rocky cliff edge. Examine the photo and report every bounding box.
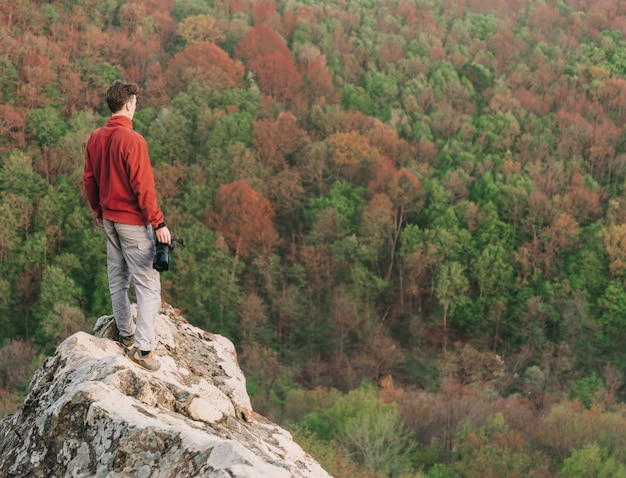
[0,303,331,478]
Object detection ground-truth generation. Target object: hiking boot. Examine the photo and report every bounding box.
[119,334,135,350]
[126,348,161,371]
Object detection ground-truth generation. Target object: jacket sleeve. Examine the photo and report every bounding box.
[126,135,165,229]
[84,145,102,219]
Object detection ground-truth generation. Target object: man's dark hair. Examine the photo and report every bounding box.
[106,80,139,114]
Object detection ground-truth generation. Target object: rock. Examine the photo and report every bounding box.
[0,303,331,478]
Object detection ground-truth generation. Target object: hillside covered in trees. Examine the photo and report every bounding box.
[4,0,626,475]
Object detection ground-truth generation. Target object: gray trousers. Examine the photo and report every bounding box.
[103,219,161,352]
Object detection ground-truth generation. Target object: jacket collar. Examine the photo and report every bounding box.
[107,115,133,129]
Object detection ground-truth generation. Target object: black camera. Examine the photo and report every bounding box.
[153,240,174,272]
[153,233,184,272]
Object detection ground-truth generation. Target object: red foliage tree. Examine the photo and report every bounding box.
[59,69,88,119]
[561,170,601,224]
[599,77,626,125]
[234,24,302,105]
[556,107,622,182]
[252,0,280,27]
[0,105,25,151]
[206,180,279,259]
[248,112,307,213]
[253,112,308,169]
[300,55,339,106]
[367,121,411,167]
[150,2,177,51]
[378,40,404,69]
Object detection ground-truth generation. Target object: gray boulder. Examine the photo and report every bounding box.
[0,303,331,478]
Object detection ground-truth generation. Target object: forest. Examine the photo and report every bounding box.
[3,0,626,475]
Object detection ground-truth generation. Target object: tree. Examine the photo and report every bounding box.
[435,262,469,354]
[367,156,424,280]
[27,107,67,148]
[171,0,210,22]
[599,224,626,278]
[560,444,626,478]
[0,105,25,151]
[167,42,245,93]
[32,264,84,347]
[0,194,32,269]
[0,54,19,103]
[234,24,302,105]
[299,54,339,106]
[360,193,395,277]
[471,243,514,350]
[597,281,626,364]
[253,112,308,170]
[177,14,225,45]
[306,181,367,234]
[562,170,601,225]
[206,180,279,260]
[145,108,193,164]
[321,384,415,476]
[0,339,39,400]
[237,291,270,346]
[327,131,380,181]
[39,303,87,346]
[167,225,242,336]
[455,413,552,478]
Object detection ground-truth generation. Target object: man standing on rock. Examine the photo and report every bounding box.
[84,80,171,371]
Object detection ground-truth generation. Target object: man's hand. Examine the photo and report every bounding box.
[96,217,104,227]
[155,225,172,245]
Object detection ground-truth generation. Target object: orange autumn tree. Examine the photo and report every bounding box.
[167,42,244,93]
[177,14,225,45]
[600,223,626,278]
[206,180,279,260]
[327,130,380,181]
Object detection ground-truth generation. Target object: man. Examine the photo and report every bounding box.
[84,80,171,371]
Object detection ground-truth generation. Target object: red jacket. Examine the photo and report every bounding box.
[84,115,165,229]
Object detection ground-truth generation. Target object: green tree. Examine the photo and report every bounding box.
[171,0,211,22]
[597,281,626,365]
[145,108,193,164]
[39,303,88,346]
[320,384,415,477]
[201,111,255,156]
[569,372,605,409]
[560,444,626,478]
[168,224,242,337]
[34,265,84,346]
[306,181,367,234]
[0,54,19,103]
[27,107,67,147]
[0,280,13,341]
[435,261,469,354]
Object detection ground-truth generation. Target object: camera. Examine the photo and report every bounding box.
[153,240,175,272]
[152,233,184,272]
